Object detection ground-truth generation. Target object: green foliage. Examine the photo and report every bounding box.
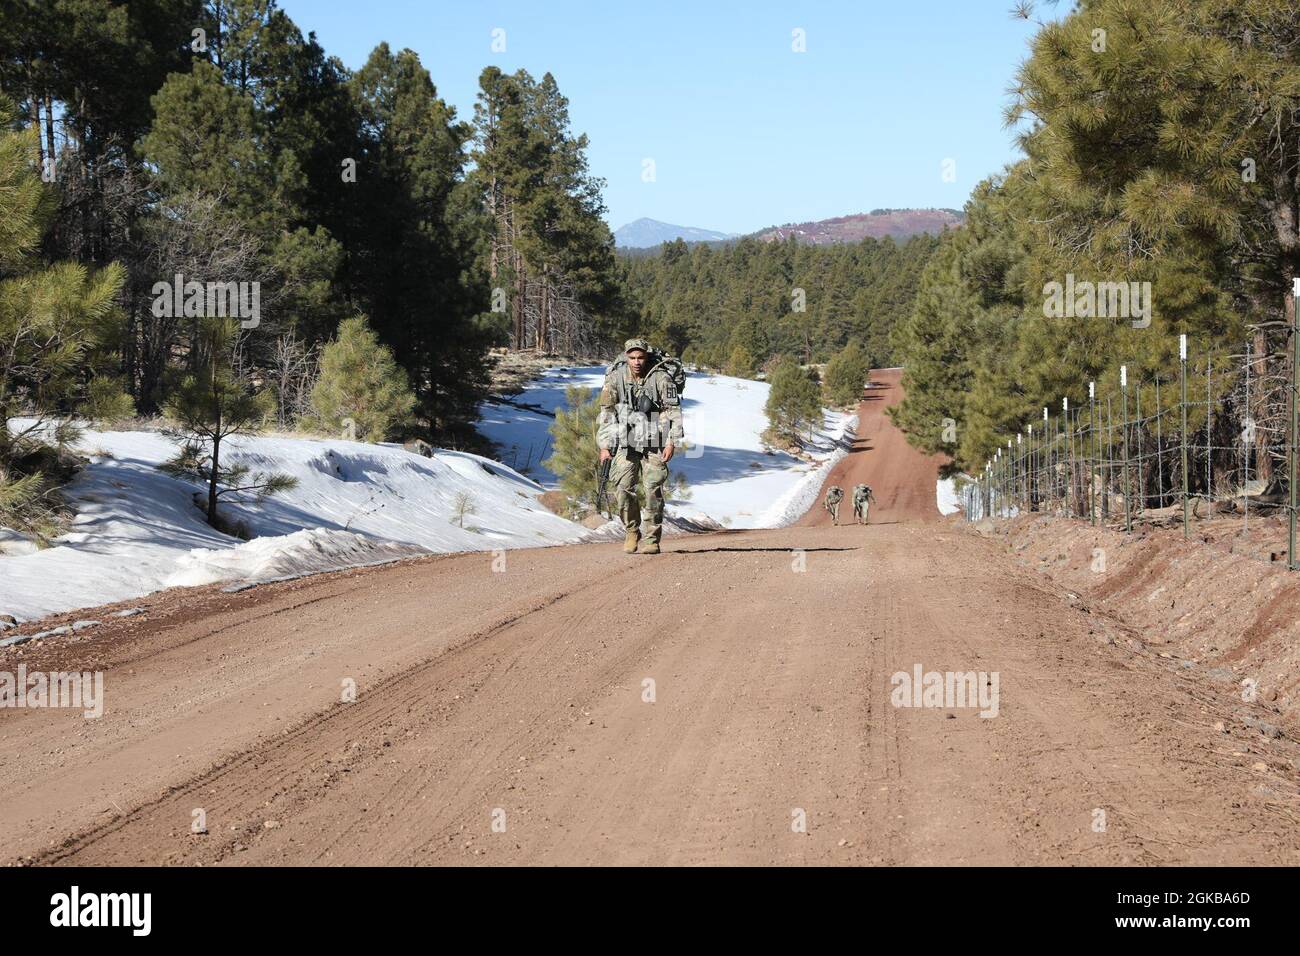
[84,376,136,425]
[765,359,823,444]
[543,385,602,517]
[0,99,126,532]
[349,43,490,432]
[823,341,869,406]
[726,344,756,378]
[162,358,295,528]
[309,316,417,442]
[471,67,622,350]
[618,233,940,372]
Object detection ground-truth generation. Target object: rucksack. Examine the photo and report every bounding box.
[607,350,686,398]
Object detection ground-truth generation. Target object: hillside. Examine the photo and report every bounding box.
[754,208,964,244]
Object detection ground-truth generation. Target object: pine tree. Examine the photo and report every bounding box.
[765,359,823,444]
[161,320,295,530]
[543,385,603,517]
[823,341,869,406]
[726,345,756,378]
[308,316,416,442]
[0,99,126,534]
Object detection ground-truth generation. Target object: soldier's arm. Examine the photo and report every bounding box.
[596,374,620,451]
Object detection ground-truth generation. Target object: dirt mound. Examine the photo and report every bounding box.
[988,513,1300,718]
[799,368,949,526]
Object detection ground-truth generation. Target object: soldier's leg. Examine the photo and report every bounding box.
[639,451,669,550]
[612,449,642,538]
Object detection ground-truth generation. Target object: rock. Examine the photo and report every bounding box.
[1212,721,1227,734]
[403,439,435,458]
[263,820,281,830]
[1244,716,1284,740]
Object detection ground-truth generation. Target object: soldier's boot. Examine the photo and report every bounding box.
[616,459,641,554]
[621,502,641,554]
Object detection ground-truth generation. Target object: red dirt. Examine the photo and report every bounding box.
[799,368,948,526]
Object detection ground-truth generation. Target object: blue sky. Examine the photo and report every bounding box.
[278,0,1045,235]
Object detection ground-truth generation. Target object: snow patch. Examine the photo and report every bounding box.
[937,477,963,516]
[163,528,429,588]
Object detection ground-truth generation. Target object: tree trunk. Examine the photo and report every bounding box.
[207,364,222,527]
[43,91,55,173]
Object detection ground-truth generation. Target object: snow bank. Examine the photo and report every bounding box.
[163,528,428,588]
[2,364,848,623]
[0,426,598,622]
[937,477,963,516]
[478,366,851,529]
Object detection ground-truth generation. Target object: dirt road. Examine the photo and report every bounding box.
[800,367,948,526]
[2,378,1297,866]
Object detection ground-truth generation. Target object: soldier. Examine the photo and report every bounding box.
[852,483,875,524]
[824,485,844,525]
[597,338,685,555]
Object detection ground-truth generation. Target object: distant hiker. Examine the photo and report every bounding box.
[824,485,844,524]
[852,483,875,524]
[597,338,686,555]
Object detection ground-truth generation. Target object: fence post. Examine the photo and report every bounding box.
[1291,276,1299,569]
[1180,335,1189,539]
[1206,359,1213,500]
[1089,382,1097,525]
[1018,432,1025,512]
[1244,340,1250,533]
[1042,406,1049,512]
[1121,365,1131,533]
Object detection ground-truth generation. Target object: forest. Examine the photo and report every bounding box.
[889,0,1300,502]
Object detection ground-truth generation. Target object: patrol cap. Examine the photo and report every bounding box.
[624,338,652,355]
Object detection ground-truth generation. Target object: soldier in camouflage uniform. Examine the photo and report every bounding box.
[597,338,685,555]
[852,483,874,524]
[824,485,844,525]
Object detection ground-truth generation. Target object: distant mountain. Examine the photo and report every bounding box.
[614,217,737,248]
[752,208,964,244]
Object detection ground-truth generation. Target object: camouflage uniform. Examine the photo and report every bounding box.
[598,338,685,552]
[824,485,844,524]
[852,483,874,524]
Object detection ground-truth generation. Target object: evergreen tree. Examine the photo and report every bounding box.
[0,100,126,534]
[823,341,869,406]
[543,385,603,517]
[765,359,823,444]
[308,316,416,442]
[160,322,294,530]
